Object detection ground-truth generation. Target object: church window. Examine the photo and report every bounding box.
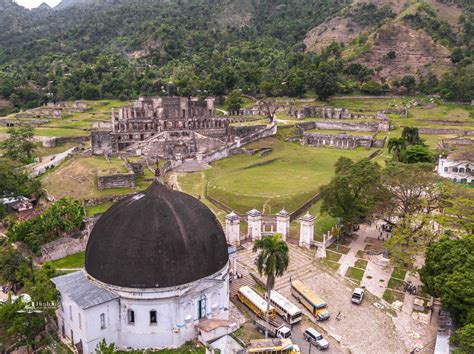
[461,178,467,183]
[100,313,106,329]
[453,167,458,172]
[69,306,72,321]
[78,313,81,329]
[459,168,465,173]
[127,309,135,324]
[444,167,448,172]
[150,310,157,324]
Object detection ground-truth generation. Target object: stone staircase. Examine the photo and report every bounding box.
[236,243,316,292]
[230,263,257,298]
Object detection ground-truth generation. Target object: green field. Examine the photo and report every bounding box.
[41,156,149,200]
[47,252,85,269]
[182,137,372,214]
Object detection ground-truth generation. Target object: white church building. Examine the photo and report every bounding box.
[52,183,232,353]
[437,149,474,185]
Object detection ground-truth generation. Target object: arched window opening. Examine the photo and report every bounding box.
[127,309,135,324]
[150,310,157,325]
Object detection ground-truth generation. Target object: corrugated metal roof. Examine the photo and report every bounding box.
[52,271,119,310]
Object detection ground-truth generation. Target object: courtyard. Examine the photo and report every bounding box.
[232,221,439,353]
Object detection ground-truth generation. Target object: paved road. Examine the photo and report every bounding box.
[291,317,345,354]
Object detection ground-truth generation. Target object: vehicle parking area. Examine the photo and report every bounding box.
[236,243,408,353]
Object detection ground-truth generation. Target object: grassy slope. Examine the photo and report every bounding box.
[183,137,371,214]
[41,156,146,200]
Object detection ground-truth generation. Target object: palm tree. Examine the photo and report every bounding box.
[401,126,422,145]
[253,234,289,338]
[387,137,406,161]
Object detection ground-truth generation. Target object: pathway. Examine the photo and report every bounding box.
[337,233,367,277]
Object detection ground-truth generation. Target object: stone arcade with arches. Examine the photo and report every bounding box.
[52,183,232,353]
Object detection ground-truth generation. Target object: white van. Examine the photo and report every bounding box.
[304,327,329,350]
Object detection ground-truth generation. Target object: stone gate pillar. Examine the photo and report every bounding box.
[299,212,315,248]
[247,208,262,241]
[276,209,290,241]
[225,211,240,245]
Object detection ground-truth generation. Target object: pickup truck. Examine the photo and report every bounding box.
[254,318,292,339]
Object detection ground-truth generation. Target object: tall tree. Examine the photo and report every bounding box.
[226,89,244,112]
[437,184,474,235]
[0,159,42,198]
[253,234,289,338]
[321,157,385,233]
[381,163,446,219]
[309,71,337,101]
[387,137,406,161]
[400,145,433,164]
[420,236,474,327]
[1,127,36,164]
[401,127,423,146]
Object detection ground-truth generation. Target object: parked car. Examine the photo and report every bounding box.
[303,327,329,350]
[351,288,364,304]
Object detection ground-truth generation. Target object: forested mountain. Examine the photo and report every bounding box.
[0,0,472,113]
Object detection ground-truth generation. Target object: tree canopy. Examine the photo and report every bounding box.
[320,157,385,232]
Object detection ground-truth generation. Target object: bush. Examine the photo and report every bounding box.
[7,198,85,255]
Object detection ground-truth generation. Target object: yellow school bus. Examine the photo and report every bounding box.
[247,338,301,353]
[238,286,276,319]
[290,280,330,321]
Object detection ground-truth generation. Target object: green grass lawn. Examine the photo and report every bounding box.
[192,137,372,214]
[33,142,78,158]
[0,126,89,137]
[354,259,368,270]
[356,250,366,259]
[345,266,365,281]
[383,289,405,304]
[47,252,85,269]
[325,261,341,272]
[326,250,342,262]
[327,243,351,254]
[85,201,113,217]
[391,268,407,280]
[387,277,404,292]
[41,156,148,200]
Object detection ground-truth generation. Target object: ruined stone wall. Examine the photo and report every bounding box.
[302,132,374,149]
[97,172,135,190]
[230,125,268,138]
[91,131,115,155]
[0,119,48,127]
[438,138,474,151]
[288,106,375,120]
[37,216,98,263]
[297,120,380,132]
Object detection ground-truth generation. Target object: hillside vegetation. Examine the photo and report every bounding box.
[0,0,472,115]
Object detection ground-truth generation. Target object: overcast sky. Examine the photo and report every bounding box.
[16,0,61,9]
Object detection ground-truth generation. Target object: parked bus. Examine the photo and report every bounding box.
[267,290,303,324]
[247,338,301,354]
[237,286,276,319]
[290,280,330,321]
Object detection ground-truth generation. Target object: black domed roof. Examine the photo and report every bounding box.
[85,183,229,288]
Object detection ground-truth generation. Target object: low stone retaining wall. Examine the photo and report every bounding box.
[97,172,136,190]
